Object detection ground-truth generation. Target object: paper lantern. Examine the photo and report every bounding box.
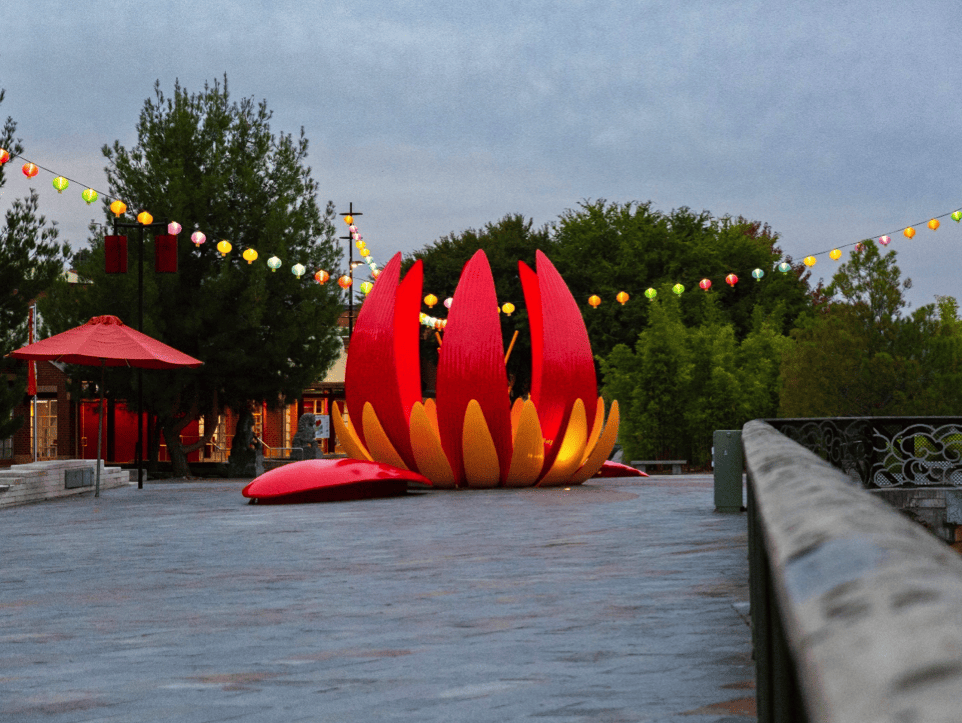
[616,291,629,305]
[699,278,712,291]
[904,227,916,239]
[344,215,353,225]
[725,273,738,287]
[52,176,69,194]
[803,256,816,267]
[337,274,352,288]
[242,248,258,264]
[191,231,206,247]
[167,221,182,235]
[360,248,371,258]
[644,288,657,300]
[928,219,940,231]
[752,268,765,281]
[360,281,374,295]
[501,302,516,316]
[292,263,307,278]
[0,148,9,164]
[22,162,38,178]
[879,235,891,246]
[110,200,127,217]
[953,211,962,223]
[830,249,842,260]
[267,256,282,271]
[424,294,438,308]
[314,269,330,284]
[672,283,685,295]
[137,211,153,225]
[777,261,791,273]
[371,268,381,279]
[81,188,98,205]
[444,297,453,309]
[217,240,232,256]
[588,295,601,308]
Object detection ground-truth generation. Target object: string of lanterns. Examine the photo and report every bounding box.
[5,145,961,317]
[0,148,370,288]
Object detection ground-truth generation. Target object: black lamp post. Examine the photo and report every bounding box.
[338,203,362,338]
[107,214,177,489]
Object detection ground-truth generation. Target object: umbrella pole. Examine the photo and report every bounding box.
[95,359,105,498]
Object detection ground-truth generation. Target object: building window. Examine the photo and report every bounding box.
[30,400,58,459]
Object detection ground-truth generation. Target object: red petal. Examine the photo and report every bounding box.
[436,250,513,485]
[345,253,422,469]
[521,251,597,471]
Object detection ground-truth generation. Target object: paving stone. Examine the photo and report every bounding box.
[0,475,752,722]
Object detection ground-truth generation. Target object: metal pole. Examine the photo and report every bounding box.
[95,359,105,498]
[137,225,144,489]
[339,203,361,339]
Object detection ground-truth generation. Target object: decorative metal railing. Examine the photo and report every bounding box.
[764,417,962,488]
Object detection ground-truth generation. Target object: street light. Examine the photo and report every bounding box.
[338,203,362,338]
[106,213,178,489]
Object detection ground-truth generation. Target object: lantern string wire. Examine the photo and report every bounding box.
[4,147,962,304]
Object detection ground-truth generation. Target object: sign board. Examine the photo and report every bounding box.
[314,414,330,440]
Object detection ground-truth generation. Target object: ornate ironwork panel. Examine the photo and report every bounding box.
[764,417,962,488]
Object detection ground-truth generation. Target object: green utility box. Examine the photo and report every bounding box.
[713,430,744,513]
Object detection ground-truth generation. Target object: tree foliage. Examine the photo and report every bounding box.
[600,289,791,466]
[779,242,962,417]
[0,88,70,440]
[39,77,342,475]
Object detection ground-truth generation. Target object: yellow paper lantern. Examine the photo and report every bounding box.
[803,256,816,267]
[588,295,601,308]
[928,219,940,231]
[830,249,842,260]
[344,215,353,225]
[424,294,438,308]
[360,281,374,295]
[360,248,370,257]
[242,248,258,264]
[616,291,629,305]
[110,200,127,217]
[137,211,153,225]
[217,240,232,256]
[904,226,916,239]
[501,302,515,316]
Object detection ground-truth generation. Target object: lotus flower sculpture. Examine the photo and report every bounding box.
[332,249,620,488]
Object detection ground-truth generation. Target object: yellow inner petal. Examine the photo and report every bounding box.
[505,399,545,487]
[331,404,372,461]
[461,399,501,488]
[538,398,588,487]
[409,401,457,488]
[362,402,409,470]
[569,400,621,484]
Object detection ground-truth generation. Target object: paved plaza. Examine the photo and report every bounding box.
[1,474,753,722]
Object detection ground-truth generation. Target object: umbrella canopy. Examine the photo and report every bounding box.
[7,315,202,497]
[7,315,203,369]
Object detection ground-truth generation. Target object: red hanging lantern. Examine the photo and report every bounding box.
[337,275,353,289]
[699,278,712,291]
[0,148,9,164]
[725,273,738,287]
[22,162,38,178]
[104,236,128,274]
[315,270,330,284]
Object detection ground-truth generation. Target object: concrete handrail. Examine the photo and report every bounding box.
[744,419,962,723]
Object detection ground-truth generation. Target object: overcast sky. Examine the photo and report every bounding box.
[3,0,960,310]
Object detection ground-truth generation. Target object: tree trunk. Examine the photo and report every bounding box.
[162,416,194,478]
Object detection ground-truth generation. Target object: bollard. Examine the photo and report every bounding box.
[713,429,744,512]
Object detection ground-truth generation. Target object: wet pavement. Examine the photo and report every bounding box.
[0,474,752,722]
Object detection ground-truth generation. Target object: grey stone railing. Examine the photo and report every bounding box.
[744,419,962,723]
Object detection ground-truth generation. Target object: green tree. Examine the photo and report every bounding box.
[550,200,812,360]
[779,242,962,417]
[40,77,342,476]
[404,214,554,398]
[0,89,70,440]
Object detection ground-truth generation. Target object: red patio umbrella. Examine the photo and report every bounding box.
[7,315,203,496]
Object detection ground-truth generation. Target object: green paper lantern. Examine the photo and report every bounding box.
[752,268,764,281]
[267,255,282,272]
[777,262,791,273]
[672,283,685,295]
[644,288,657,300]
[81,188,98,205]
[52,176,69,194]
[953,211,962,223]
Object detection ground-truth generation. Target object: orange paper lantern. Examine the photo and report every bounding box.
[904,227,916,239]
[588,295,601,308]
[928,219,940,231]
[22,162,38,178]
[337,275,353,289]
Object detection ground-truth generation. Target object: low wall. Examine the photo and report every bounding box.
[0,460,132,509]
[744,419,962,723]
